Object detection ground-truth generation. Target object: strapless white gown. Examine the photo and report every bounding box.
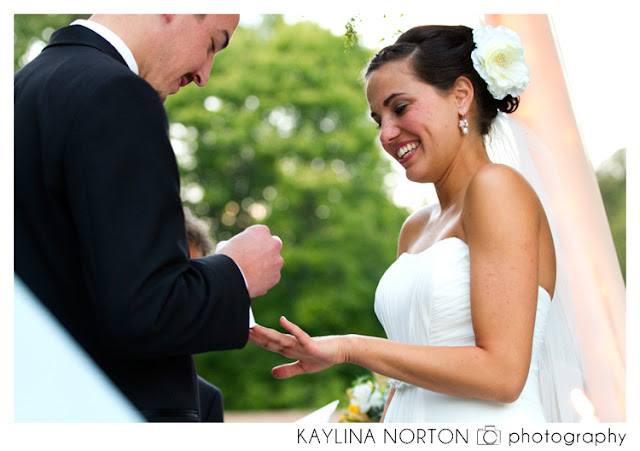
[374,237,551,423]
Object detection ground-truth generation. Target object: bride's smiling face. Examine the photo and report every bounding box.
[366,59,461,183]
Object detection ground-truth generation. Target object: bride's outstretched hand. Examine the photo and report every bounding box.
[249,316,347,379]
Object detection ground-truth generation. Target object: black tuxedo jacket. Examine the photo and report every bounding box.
[14,25,251,421]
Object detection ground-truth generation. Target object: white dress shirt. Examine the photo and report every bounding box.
[71,19,138,75]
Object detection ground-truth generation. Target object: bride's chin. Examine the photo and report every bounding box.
[404,170,430,184]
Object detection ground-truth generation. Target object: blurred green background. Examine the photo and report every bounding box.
[14,14,626,412]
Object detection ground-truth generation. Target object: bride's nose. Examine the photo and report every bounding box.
[379,119,401,145]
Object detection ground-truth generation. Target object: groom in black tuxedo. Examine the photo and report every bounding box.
[14,14,284,422]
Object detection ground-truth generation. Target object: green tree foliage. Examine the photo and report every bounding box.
[14,14,409,411]
[165,16,409,410]
[21,15,626,413]
[596,149,626,282]
[13,14,90,71]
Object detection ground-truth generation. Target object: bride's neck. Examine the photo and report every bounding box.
[434,143,491,210]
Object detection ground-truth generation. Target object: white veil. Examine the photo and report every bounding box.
[486,113,624,422]
[483,14,625,423]
[486,114,584,422]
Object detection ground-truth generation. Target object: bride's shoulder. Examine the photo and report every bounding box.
[402,203,438,231]
[397,203,438,253]
[462,163,541,230]
[466,163,537,204]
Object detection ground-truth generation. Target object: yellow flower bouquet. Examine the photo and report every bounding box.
[340,372,390,423]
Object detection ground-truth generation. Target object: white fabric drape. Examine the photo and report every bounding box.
[483,14,626,422]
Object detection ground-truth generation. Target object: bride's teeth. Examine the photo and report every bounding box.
[397,142,418,159]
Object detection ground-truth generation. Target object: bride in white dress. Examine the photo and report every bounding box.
[250,24,585,422]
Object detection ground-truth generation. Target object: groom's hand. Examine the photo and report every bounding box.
[216,224,283,298]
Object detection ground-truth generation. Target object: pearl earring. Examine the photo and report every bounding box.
[459,117,469,135]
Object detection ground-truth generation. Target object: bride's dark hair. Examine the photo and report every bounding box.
[365,25,519,136]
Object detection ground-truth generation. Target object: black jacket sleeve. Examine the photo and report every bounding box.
[64,72,250,358]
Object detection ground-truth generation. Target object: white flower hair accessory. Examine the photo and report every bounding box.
[471,25,530,100]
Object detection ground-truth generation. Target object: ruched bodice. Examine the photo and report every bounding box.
[374,237,551,422]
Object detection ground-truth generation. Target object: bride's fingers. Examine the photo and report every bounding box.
[279,316,312,346]
[248,331,280,353]
[248,329,271,348]
[272,361,305,379]
[251,324,296,348]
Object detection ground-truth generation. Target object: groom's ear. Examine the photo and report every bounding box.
[452,76,474,114]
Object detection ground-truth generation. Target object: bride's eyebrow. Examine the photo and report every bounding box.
[370,92,407,119]
[383,92,406,107]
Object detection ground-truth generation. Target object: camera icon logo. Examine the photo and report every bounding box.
[477,425,501,445]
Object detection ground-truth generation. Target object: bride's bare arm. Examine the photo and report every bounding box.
[250,165,545,403]
[249,320,526,403]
